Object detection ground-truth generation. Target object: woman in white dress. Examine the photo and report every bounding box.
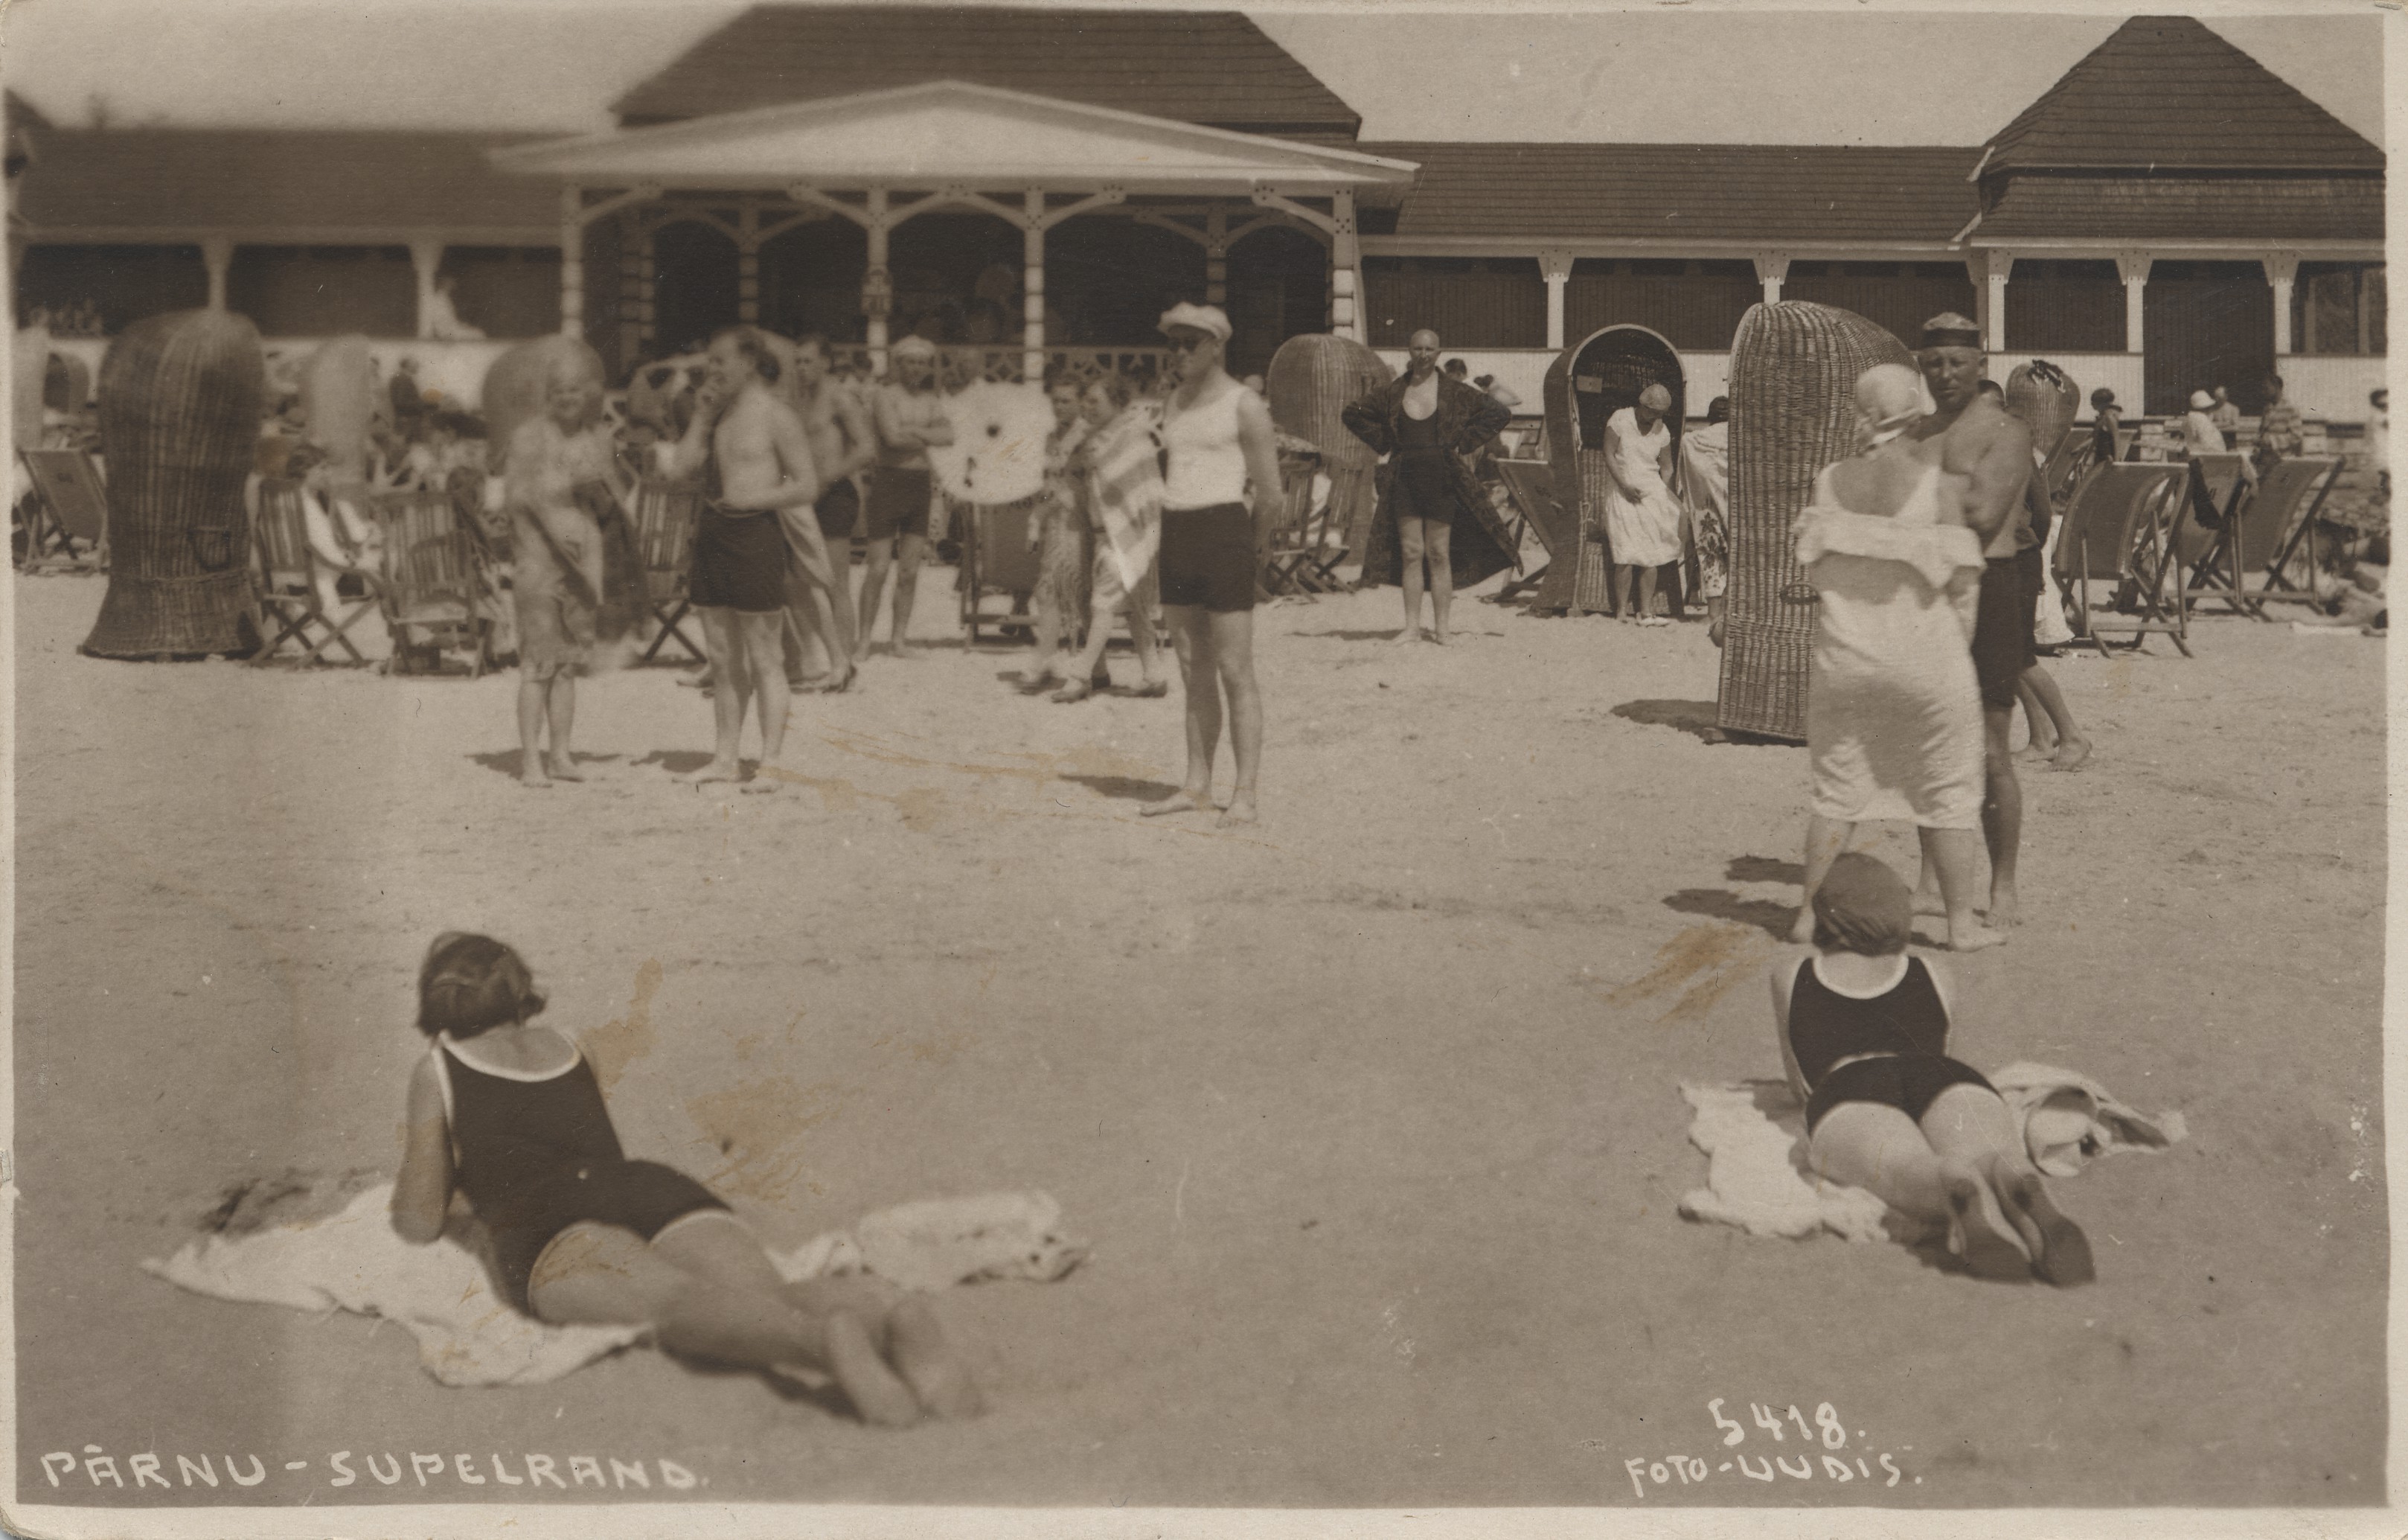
[1789,364,2002,953]
[1600,383,1683,625]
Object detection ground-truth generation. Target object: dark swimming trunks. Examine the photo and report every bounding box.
[1158,501,1256,613]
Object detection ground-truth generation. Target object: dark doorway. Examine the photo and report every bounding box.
[1223,225,1328,379]
[760,217,867,344]
[651,220,740,357]
[2143,261,2273,416]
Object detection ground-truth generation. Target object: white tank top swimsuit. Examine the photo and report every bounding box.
[1160,384,1249,511]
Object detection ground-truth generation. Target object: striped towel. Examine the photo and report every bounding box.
[1086,408,1165,596]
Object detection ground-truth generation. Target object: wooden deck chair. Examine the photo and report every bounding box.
[371,488,492,677]
[1261,458,1341,597]
[1493,458,1569,604]
[2052,462,2191,657]
[249,477,384,666]
[630,477,704,663]
[2175,453,2258,617]
[958,494,1043,645]
[17,447,109,572]
[2237,456,2340,610]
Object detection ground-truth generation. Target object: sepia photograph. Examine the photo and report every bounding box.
[1,0,2396,1533]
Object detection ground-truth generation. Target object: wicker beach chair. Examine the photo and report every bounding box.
[629,476,703,664]
[2174,453,2257,617]
[2235,456,2341,610]
[1537,324,1685,617]
[371,488,491,677]
[2052,462,2191,656]
[1717,302,1912,741]
[1266,333,1392,567]
[250,477,383,666]
[16,447,109,572]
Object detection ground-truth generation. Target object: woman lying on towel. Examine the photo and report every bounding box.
[1772,854,2093,1287]
[390,933,981,1425]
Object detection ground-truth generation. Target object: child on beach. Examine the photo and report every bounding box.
[1772,854,2093,1287]
[389,933,981,1426]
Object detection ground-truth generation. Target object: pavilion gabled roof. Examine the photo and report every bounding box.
[1982,15,2383,176]
[495,81,1415,197]
[612,4,1360,138]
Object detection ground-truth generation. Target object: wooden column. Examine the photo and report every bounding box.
[736,202,760,325]
[864,188,891,375]
[1965,250,2013,352]
[2263,251,2300,356]
[1329,189,1360,342]
[1023,188,1046,382]
[409,238,444,339]
[2116,250,2151,356]
[617,216,647,364]
[559,184,583,339]
[200,235,234,313]
[1540,250,1573,351]
[638,222,658,352]
[1754,250,1790,307]
[1205,207,1229,307]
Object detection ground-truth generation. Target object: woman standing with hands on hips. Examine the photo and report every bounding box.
[1139,304,1284,828]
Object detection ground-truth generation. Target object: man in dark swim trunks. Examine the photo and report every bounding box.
[779,333,874,689]
[663,328,826,790]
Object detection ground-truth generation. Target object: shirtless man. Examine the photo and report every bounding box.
[779,332,874,690]
[1907,314,2033,927]
[662,327,826,790]
[857,336,955,660]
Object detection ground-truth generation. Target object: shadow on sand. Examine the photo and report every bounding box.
[1058,772,1182,804]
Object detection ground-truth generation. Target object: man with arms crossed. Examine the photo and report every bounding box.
[857,336,955,660]
[1909,313,2033,927]
[781,332,874,691]
[664,327,825,790]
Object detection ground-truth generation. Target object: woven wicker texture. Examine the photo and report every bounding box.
[1537,325,1682,615]
[481,336,608,476]
[2007,359,2080,463]
[82,309,266,659]
[1715,301,1909,741]
[1266,333,1392,559]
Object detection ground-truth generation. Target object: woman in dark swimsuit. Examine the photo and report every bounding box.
[1770,854,2093,1286]
[389,933,982,1425]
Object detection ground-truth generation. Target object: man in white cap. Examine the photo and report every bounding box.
[1139,301,1284,827]
[857,335,955,660]
[1908,312,2034,930]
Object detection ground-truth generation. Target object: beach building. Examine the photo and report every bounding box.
[8,10,2386,422]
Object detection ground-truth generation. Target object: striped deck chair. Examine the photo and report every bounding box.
[250,477,384,666]
[371,488,492,677]
[2235,456,2340,610]
[16,447,109,573]
[630,477,704,664]
[2052,462,2191,656]
[2175,453,2257,617]
[1492,459,1563,603]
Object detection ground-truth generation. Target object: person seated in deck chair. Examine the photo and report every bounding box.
[391,933,982,1426]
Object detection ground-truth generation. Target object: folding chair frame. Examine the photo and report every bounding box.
[630,478,705,665]
[16,448,110,573]
[1492,459,1566,604]
[371,488,493,678]
[2177,453,2260,619]
[249,478,386,668]
[2061,463,2191,658]
[1261,460,1345,598]
[2247,457,2341,611]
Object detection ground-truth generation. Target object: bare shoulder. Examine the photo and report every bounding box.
[1233,383,1273,428]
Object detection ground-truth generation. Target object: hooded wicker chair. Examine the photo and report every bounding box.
[1266,333,1392,569]
[1536,324,1685,616]
[1715,302,1912,741]
[81,310,266,659]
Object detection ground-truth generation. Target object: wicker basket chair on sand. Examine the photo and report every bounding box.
[80,310,266,659]
[1715,301,1912,741]
[1535,322,1685,616]
[1266,333,1392,571]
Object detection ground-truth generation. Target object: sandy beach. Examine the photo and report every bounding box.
[11,564,2386,1511]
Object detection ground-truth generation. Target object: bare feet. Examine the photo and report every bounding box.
[740,767,782,794]
[1946,913,2008,952]
[891,642,921,661]
[518,768,553,790]
[886,1299,984,1419]
[1141,787,1209,818]
[1991,1166,2095,1287]
[1912,885,1948,919]
[1391,627,1422,646]
[1944,1166,2034,1282]
[1985,884,2020,929]
[546,753,584,783]
[1217,789,1259,828]
[822,1311,922,1428]
[822,662,859,694]
[1429,629,1450,647]
[2049,736,2092,773]
[676,758,744,787]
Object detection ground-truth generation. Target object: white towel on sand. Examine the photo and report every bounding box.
[1988,1061,2188,1177]
[1678,1068,2183,1242]
[145,1183,1085,1388]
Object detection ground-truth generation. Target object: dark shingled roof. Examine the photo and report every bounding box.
[1984,15,2383,175]
[1974,175,2385,244]
[613,6,1359,135]
[16,130,558,237]
[1360,143,1980,245]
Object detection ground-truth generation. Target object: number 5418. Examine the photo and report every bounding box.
[1708,1399,1851,1449]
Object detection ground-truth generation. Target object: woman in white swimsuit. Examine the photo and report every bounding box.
[1139,304,1284,828]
